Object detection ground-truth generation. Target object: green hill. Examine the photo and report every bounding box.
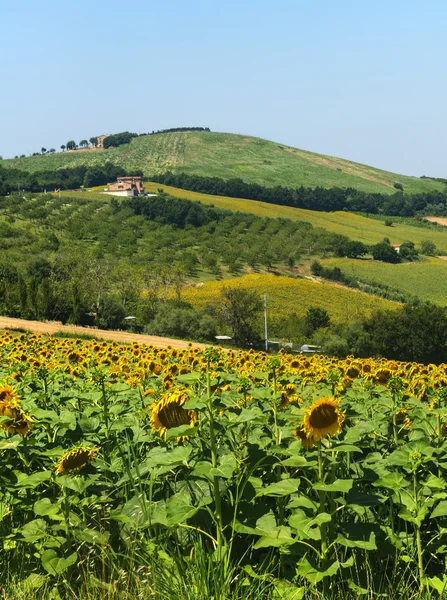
[3,131,444,195]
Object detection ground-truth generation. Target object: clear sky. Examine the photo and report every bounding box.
[1,0,446,177]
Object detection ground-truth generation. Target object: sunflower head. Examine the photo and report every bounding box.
[293,426,315,449]
[56,446,99,475]
[0,402,34,437]
[150,390,197,440]
[302,397,344,443]
[0,384,20,405]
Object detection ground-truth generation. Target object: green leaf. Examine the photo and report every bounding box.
[34,499,63,520]
[166,493,211,526]
[336,532,377,550]
[373,473,406,490]
[289,511,331,541]
[281,456,309,467]
[328,444,362,453]
[41,550,77,575]
[256,479,301,497]
[20,573,47,592]
[56,475,98,493]
[210,454,238,479]
[272,580,305,599]
[16,471,52,488]
[431,500,447,519]
[424,475,447,491]
[165,425,197,440]
[176,373,201,384]
[297,557,340,584]
[254,527,294,549]
[0,438,20,450]
[20,519,47,542]
[230,408,264,424]
[313,479,353,493]
[288,495,317,512]
[426,576,447,594]
[399,505,429,526]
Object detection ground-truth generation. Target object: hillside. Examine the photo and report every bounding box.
[3,131,445,195]
[141,182,447,250]
[321,256,447,306]
[181,273,399,323]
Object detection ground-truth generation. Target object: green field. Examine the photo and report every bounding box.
[3,131,444,194]
[321,256,447,305]
[141,183,447,251]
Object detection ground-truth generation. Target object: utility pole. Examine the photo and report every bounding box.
[264,293,268,352]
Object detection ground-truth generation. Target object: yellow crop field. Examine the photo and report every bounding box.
[321,256,447,305]
[2,330,447,597]
[181,273,399,322]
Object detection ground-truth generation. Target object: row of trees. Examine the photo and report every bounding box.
[152,172,447,216]
[0,162,139,194]
[15,127,211,159]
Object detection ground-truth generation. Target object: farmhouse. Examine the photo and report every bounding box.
[96,134,110,148]
[392,244,402,254]
[106,176,146,197]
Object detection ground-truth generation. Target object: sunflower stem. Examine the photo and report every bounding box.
[318,443,329,596]
[63,486,71,541]
[206,356,224,555]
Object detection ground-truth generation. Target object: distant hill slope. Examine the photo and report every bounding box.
[181,274,399,323]
[3,131,444,195]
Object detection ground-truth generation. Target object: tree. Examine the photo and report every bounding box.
[365,302,447,364]
[336,240,368,259]
[60,145,66,152]
[79,140,88,148]
[41,147,47,155]
[420,240,437,256]
[399,241,419,261]
[89,137,98,147]
[66,140,77,151]
[218,287,263,348]
[310,260,323,276]
[48,148,56,154]
[303,307,330,337]
[371,240,400,263]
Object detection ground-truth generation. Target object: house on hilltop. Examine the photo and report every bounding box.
[96,134,110,148]
[106,176,146,196]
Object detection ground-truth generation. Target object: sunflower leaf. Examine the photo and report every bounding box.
[313,479,353,493]
[41,550,77,575]
[165,425,197,440]
[256,479,301,497]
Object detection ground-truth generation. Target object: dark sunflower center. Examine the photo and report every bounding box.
[158,402,191,429]
[309,405,337,429]
[63,451,90,471]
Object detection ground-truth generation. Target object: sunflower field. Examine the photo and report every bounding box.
[2,332,447,599]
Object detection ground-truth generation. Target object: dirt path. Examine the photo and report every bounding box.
[425,216,447,226]
[0,317,209,350]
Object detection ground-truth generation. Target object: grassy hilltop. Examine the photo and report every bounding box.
[3,131,445,195]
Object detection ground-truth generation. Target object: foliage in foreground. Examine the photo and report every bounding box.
[1,333,447,598]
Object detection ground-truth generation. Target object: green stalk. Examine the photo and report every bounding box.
[63,487,71,542]
[207,358,223,554]
[272,366,279,446]
[318,443,329,596]
[413,471,424,591]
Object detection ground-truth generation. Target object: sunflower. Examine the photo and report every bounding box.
[0,384,20,405]
[0,402,34,437]
[302,397,344,442]
[150,390,197,440]
[293,426,315,449]
[56,446,99,475]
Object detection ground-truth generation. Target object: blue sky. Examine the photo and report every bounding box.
[1,0,446,177]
